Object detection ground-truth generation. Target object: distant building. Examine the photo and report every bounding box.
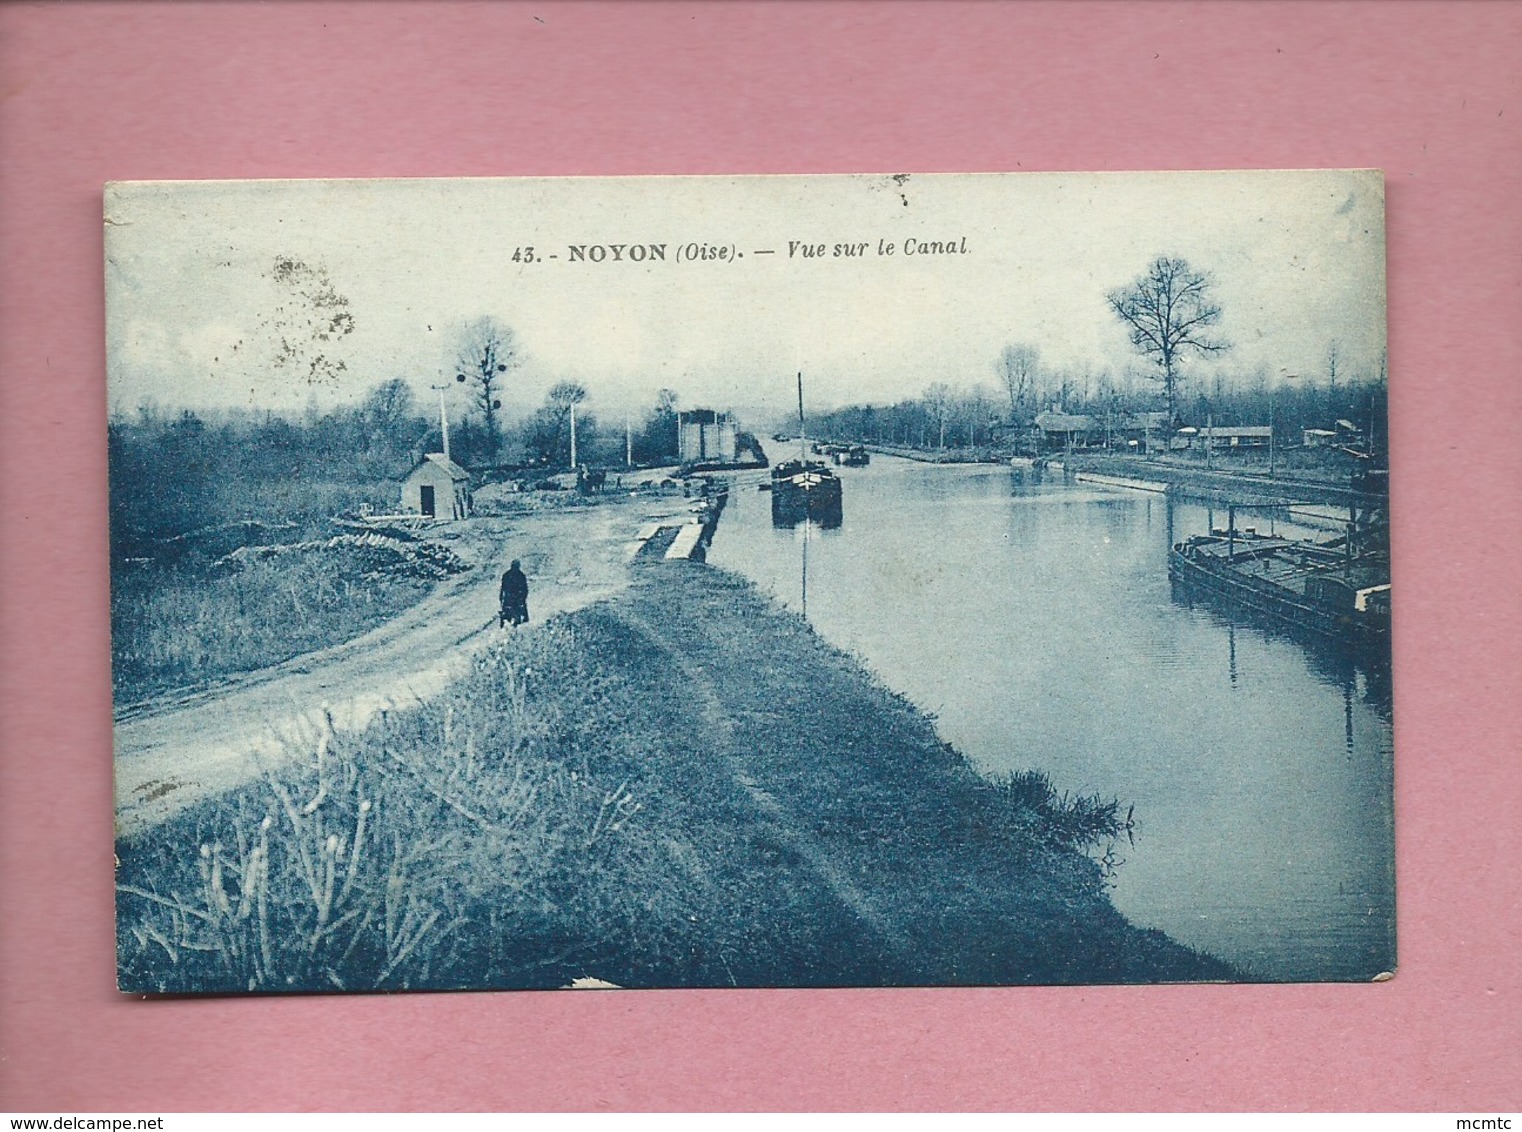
[1033,409,1100,450]
[1303,428,1338,448]
[401,453,472,519]
[678,409,738,464]
[1334,419,1367,447]
[1171,425,1272,453]
[1112,411,1171,452]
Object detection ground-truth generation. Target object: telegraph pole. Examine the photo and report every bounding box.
[428,382,452,460]
[1273,371,1302,478]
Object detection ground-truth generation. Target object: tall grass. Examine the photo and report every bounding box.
[991,769,1135,883]
[993,769,1134,852]
[116,623,706,992]
[112,478,399,560]
[111,550,434,704]
[110,471,438,704]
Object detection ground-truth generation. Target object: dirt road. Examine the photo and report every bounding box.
[113,493,696,840]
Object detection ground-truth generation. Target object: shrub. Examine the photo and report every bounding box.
[993,769,1135,855]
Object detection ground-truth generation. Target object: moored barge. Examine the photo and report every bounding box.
[1169,523,1390,655]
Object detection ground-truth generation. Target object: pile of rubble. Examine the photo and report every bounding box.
[213,529,470,581]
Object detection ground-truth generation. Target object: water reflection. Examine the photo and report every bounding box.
[1163,492,1394,722]
[770,489,843,530]
[708,456,1395,981]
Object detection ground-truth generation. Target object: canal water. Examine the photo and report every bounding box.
[706,455,1395,982]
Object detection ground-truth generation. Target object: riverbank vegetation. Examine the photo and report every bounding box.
[117,564,1231,993]
[806,369,1387,462]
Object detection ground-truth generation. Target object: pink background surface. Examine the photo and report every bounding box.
[1,0,1518,1112]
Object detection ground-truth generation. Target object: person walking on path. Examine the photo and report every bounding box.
[499,559,530,627]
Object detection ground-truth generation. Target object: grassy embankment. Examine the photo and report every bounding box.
[117,559,1232,992]
[110,481,435,705]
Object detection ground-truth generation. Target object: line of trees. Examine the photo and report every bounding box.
[812,254,1385,453]
[110,255,701,552]
[446,317,688,468]
[809,363,1386,454]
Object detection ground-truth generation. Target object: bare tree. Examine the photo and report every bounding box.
[359,378,421,465]
[546,380,588,422]
[964,385,992,447]
[362,378,415,435]
[1325,339,1342,391]
[1107,257,1229,421]
[525,380,589,465]
[996,343,1041,418]
[1054,364,1077,410]
[454,316,519,460]
[638,388,680,463]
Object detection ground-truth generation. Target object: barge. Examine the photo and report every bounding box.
[770,458,843,528]
[1169,518,1390,656]
[772,371,845,528]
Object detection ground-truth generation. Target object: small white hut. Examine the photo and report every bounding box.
[401,453,472,520]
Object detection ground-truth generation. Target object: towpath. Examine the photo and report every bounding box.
[1061,454,1382,509]
[578,562,1233,986]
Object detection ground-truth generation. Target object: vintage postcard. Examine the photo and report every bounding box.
[107,171,1392,993]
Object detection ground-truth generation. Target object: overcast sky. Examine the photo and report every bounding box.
[105,170,1385,425]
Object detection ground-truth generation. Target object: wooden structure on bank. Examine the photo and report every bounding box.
[401,453,473,520]
[678,409,738,465]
